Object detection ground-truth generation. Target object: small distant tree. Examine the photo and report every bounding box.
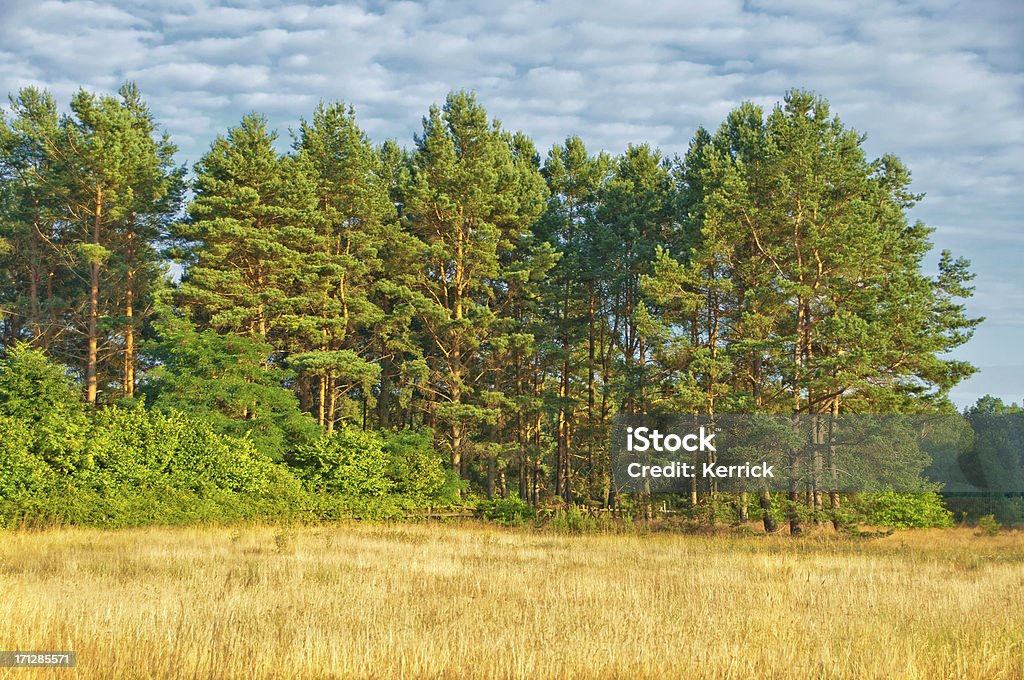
[382,427,450,500]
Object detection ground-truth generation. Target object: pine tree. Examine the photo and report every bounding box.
[176,114,315,341]
[143,306,319,459]
[1,84,180,403]
[103,84,183,399]
[537,137,611,501]
[288,102,397,430]
[403,91,547,477]
[647,90,981,531]
[0,88,65,349]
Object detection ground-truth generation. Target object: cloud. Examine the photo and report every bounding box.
[1,0,1022,402]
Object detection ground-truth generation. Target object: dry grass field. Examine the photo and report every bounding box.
[1,523,1022,679]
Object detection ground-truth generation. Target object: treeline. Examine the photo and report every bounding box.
[0,85,982,530]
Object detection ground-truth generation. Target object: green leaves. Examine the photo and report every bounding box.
[0,344,90,473]
[647,88,980,416]
[292,428,395,496]
[143,308,319,459]
[403,91,551,468]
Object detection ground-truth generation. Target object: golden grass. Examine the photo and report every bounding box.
[1,523,1022,679]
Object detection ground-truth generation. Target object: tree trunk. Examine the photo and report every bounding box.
[557,353,570,501]
[29,218,42,343]
[85,186,102,405]
[760,490,777,533]
[123,279,134,398]
[519,452,528,504]
[122,222,137,399]
[326,372,337,432]
[486,454,495,499]
[828,400,842,529]
[318,373,327,427]
[812,414,823,523]
[737,492,750,524]
[789,443,802,536]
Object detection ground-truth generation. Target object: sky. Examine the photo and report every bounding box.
[1,0,1021,408]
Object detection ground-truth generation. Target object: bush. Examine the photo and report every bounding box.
[0,344,90,473]
[479,495,536,525]
[84,406,284,495]
[0,403,312,528]
[943,494,1024,527]
[382,428,449,501]
[310,493,423,521]
[548,506,601,534]
[0,418,52,496]
[0,418,58,526]
[864,492,954,528]
[976,514,1001,535]
[292,428,395,497]
[0,347,457,526]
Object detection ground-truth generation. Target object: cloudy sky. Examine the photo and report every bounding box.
[2,0,1021,407]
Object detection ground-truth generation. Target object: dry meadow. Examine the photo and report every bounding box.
[1,523,1022,679]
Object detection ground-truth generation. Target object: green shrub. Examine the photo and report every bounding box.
[976,514,1001,535]
[0,418,52,498]
[382,428,449,501]
[548,506,601,534]
[435,469,468,504]
[864,492,954,528]
[943,494,1024,527]
[479,495,536,525]
[0,346,459,526]
[292,428,395,496]
[0,344,90,473]
[310,493,422,521]
[85,406,282,495]
[0,404,312,528]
